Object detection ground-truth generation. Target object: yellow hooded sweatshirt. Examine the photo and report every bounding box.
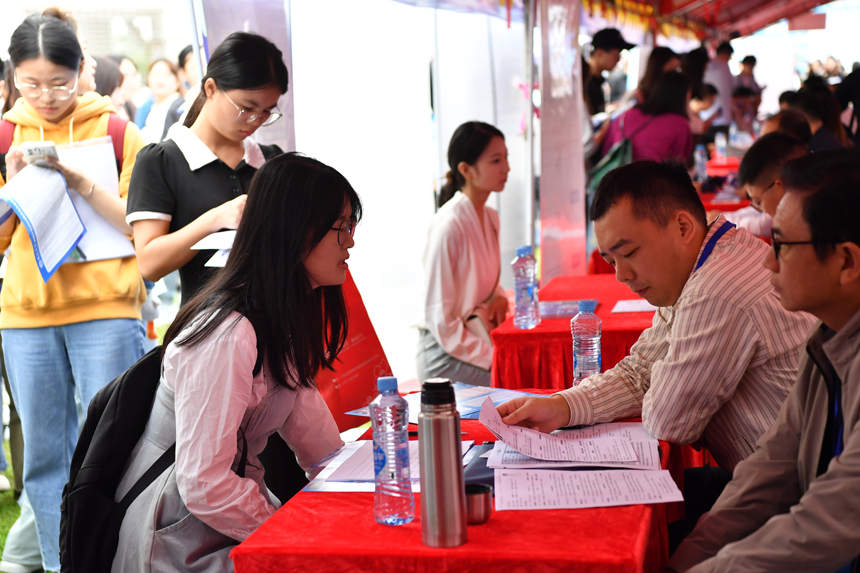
[0,93,147,328]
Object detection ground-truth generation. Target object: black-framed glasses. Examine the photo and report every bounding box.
[331,218,357,246]
[770,231,836,258]
[14,71,78,101]
[222,90,282,126]
[749,180,778,213]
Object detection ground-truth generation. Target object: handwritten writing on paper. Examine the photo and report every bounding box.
[478,397,636,463]
[494,468,683,510]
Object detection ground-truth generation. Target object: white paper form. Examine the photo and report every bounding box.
[191,230,236,250]
[191,230,236,268]
[487,439,661,471]
[612,299,657,313]
[478,397,637,462]
[58,137,135,262]
[0,165,84,281]
[494,468,683,510]
[326,440,474,483]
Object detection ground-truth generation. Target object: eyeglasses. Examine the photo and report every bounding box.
[331,218,357,246]
[14,72,78,101]
[222,90,282,126]
[770,231,836,259]
[748,180,778,213]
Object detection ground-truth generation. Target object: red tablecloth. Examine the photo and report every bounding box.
[700,197,750,213]
[491,275,655,390]
[232,416,673,573]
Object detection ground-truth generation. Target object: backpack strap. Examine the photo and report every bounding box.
[118,443,176,513]
[116,314,265,507]
[0,120,14,155]
[107,113,128,170]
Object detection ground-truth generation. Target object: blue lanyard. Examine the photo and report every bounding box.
[695,221,735,271]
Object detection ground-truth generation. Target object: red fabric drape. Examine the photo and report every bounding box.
[491,275,654,389]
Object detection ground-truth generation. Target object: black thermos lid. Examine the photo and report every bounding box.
[421,378,455,405]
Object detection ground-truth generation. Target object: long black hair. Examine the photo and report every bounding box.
[184,32,289,127]
[638,47,678,102]
[640,71,691,118]
[437,121,504,208]
[163,153,363,390]
[8,12,82,70]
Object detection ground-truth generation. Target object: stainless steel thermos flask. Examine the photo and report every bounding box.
[418,378,467,547]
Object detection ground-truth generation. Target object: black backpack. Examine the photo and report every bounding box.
[59,317,306,572]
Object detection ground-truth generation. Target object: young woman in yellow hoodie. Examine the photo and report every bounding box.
[0,13,146,571]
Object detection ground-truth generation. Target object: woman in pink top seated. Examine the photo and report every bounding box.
[601,71,693,163]
[111,153,359,572]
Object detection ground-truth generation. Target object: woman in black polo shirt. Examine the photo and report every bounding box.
[127,32,287,304]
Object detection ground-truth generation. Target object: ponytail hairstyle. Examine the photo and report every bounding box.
[437,121,505,208]
[164,153,362,390]
[184,32,289,127]
[8,11,82,71]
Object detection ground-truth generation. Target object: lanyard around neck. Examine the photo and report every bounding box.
[695,220,735,271]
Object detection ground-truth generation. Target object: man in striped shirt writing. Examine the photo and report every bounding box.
[498,160,814,473]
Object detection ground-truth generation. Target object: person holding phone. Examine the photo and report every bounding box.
[126,32,287,306]
[0,11,147,571]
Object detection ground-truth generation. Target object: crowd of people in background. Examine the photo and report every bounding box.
[0,6,860,573]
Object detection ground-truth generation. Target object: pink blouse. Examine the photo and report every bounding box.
[600,107,693,163]
[164,313,343,540]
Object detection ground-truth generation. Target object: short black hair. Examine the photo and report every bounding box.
[741,55,757,65]
[766,110,813,145]
[779,90,799,106]
[732,86,755,98]
[737,132,808,187]
[716,42,734,55]
[789,90,824,121]
[781,149,860,261]
[697,83,718,99]
[590,160,707,227]
[178,45,194,69]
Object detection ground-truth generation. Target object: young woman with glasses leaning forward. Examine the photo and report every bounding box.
[113,152,358,572]
[126,32,287,306]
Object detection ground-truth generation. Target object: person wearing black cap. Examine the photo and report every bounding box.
[586,28,635,115]
[703,41,734,126]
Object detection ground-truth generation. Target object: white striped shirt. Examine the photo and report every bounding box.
[558,215,816,472]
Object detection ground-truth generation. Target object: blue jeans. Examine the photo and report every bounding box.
[2,318,145,571]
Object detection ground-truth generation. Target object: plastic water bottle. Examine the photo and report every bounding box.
[370,376,415,526]
[728,121,739,148]
[512,245,540,329]
[714,132,727,160]
[571,300,601,385]
[694,144,708,182]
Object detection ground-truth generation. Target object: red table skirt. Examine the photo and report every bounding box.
[491,275,654,390]
[231,491,668,573]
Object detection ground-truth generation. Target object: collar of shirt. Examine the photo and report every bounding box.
[165,124,266,171]
[818,306,860,383]
[664,214,736,315]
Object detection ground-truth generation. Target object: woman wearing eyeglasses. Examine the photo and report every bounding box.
[113,153,355,572]
[0,12,147,571]
[126,32,287,306]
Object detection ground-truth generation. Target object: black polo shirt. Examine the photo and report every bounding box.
[127,126,281,305]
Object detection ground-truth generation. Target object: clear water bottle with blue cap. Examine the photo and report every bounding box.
[694,144,708,182]
[512,245,540,329]
[571,299,601,385]
[370,376,415,525]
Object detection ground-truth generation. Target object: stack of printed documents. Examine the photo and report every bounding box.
[478,397,683,510]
